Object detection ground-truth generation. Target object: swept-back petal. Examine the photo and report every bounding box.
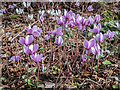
[24,45,31,55]
[25,35,33,46]
[88,39,95,49]
[19,37,25,45]
[83,40,88,49]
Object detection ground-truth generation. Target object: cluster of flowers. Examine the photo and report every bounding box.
[54,10,114,61]
[18,25,46,64]
[44,25,63,46]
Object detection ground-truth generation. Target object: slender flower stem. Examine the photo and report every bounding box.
[97,58,99,73]
[91,55,95,74]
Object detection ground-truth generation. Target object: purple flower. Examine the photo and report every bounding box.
[95,33,103,43]
[44,34,50,40]
[76,1,80,6]
[8,5,14,9]
[88,16,94,25]
[91,44,100,55]
[30,53,46,64]
[75,14,84,25]
[89,23,101,34]
[104,30,114,39]
[64,10,75,21]
[83,39,95,50]
[24,44,39,55]
[9,56,24,61]
[13,3,17,7]
[25,25,42,37]
[56,16,66,26]
[94,15,100,23]
[0,9,6,14]
[52,26,63,36]
[87,5,93,11]
[55,36,63,46]
[39,15,44,22]
[67,20,75,28]
[83,19,89,26]
[19,35,33,46]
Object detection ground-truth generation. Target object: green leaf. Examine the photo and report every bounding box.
[38,84,44,88]
[39,47,44,50]
[25,79,30,82]
[22,75,27,79]
[27,67,37,73]
[93,63,101,71]
[88,32,92,37]
[112,76,120,82]
[52,71,57,75]
[102,60,111,65]
[1,77,6,80]
[112,85,118,89]
[0,13,3,16]
[10,14,20,18]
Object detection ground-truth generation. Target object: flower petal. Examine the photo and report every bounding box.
[25,35,33,46]
[19,37,25,45]
[24,45,31,55]
[83,40,88,49]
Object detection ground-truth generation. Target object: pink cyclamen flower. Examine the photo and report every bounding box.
[52,26,63,36]
[91,44,100,55]
[83,39,96,50]
[55,36,63,46]
[88,16,94,25]
[39,15,44,22]
[104,30,114,39]
[95,33,103,43]
[76,1,80,6]
[44,34,50,40]
[89,23,101,34]
[0,9,6,14]
[19,35,33,46]
[30,53,46,64]
[75,14,84,25]
[24,44,39,55]
[9,56,24,61]
[87,5,93,11]
[25,25,42,37]
[94,15,100,23]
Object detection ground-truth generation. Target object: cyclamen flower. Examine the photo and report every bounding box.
[0,9,6,14]
[9,56,24,62]
[30,53,46,64]
[24,44,39,55]
[67,20,75,28]
[88,16,94,25]
[87,5,93,11]
[76,1,80,6]
[104,30,114,39]
[95,33,103,43]
[19,35,33,46]
[91,44,100,55]
[82,19,89,26]
[39,15,44,22]
[44,34,50,40]
[52,26,63,36]
[55,36,63,46]
[90,23,101,34]
[94,15,100,23]
[75,14,84,25]
[8,3,16,9]
[56,16,66,26]
[83,39,95,50]
[25,25,42,37]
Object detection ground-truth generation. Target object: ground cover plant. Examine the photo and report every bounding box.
[0,1,120,89]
